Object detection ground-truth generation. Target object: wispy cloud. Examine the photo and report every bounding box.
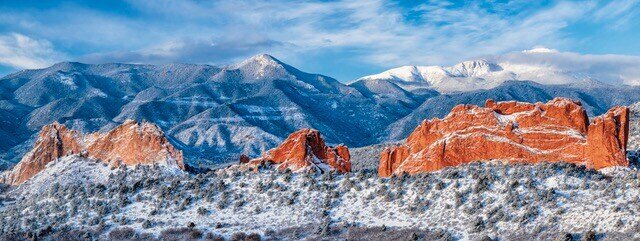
[494,48,640,85]
[79,36,288,64]
[0,33,66,69]
[0,0,638,80]
[593,0,640,28]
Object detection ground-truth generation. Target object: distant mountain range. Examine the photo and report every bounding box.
[353,48,638,93]
[1,53,639,168]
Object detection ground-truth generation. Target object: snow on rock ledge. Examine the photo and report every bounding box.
[379,98,630,177]
[235,129,351,173]
[1,120,184,185]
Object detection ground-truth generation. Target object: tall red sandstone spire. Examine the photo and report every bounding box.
[379,98,629,177]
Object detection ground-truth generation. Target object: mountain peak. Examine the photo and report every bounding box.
[450,59,501,77]
[229,54,296,81]
[238,54,282,68]
[48,61,87,71]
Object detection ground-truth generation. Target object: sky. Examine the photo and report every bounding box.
[0,0,639,82]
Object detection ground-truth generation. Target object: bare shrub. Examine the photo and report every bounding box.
[230,232,246,241]
[109,227,137,241]
[159,227,203,241]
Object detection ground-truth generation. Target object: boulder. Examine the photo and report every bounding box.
[379,98,629,177]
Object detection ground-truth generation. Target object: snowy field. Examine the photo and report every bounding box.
[2,155,640,241]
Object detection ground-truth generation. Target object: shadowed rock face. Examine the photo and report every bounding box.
[378,98,629,177]
[240,129,351,173]
[1,120,183,185]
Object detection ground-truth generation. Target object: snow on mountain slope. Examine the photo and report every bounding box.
[354,60,512,93]
[1,52,639,169]
[0,54,411,167]
[353,48,640,93]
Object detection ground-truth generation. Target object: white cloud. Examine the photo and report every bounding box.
[494,48,640,86]
[0,33,65,69]
[125,0,593,68]
[79,36,288,65]
[0,0,638,81]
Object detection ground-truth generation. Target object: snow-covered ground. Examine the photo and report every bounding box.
[3,155,640,240]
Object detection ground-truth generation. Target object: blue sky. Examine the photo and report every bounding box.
[0,0,639,81]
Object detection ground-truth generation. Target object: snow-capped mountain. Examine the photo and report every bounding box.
[0,54,415,167]
[354,59,513,93]
[352,48,640,93]
[1,53,640,169]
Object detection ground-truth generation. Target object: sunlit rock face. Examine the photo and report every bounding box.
[238,129,351,173]
[379,98,629,177]
[1,120,183,185]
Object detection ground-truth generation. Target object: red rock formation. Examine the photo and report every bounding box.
[379,98,630,177]
[0,123,83,185]
[1,120,184,185]
[85,120,184,169]
[241,129,351,173]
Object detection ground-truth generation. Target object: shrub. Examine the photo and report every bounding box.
[205,233,225,241]
[582,230,596,241]
[230,232,246,241]
[108,227,137,241]
[159,227,203,241]
[41,229,96,241]
[476,235,493,241]
[469,217,485,233]
[234,200,245,208]
[0,183,10,195]
[246,233,261,241]
[560,232,576,241]
[197,207,208,216]
[474,176,492,193]
[216,200,226,210]
[142,219,153,229]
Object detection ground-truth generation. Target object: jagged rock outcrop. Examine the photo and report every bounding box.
[239,129,351,173]
[1,120,183,185]
[379,98,630,177]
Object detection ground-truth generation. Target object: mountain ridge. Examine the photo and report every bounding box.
[352,49,640,93]
[1,54,640,169]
